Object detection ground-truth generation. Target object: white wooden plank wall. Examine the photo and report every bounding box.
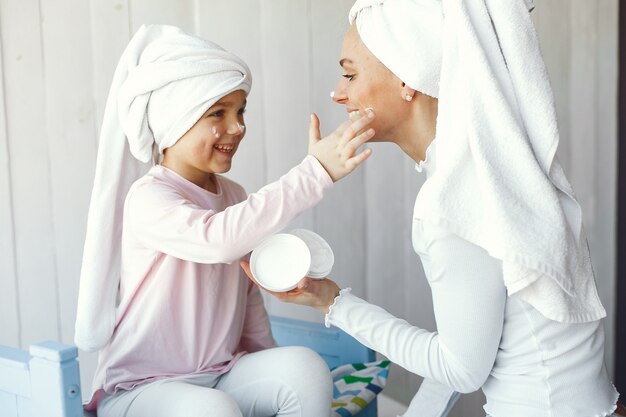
[0,1,618,415]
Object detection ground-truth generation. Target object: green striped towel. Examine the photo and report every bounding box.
[332,360,390,417]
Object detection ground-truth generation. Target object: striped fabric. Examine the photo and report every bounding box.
[332,360,390,417]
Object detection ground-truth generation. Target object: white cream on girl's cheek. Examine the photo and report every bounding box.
[211,126,221,139]
[237,123,246,133]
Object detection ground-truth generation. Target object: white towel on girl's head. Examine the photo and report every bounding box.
[350,0,605,323]
[414,0,605,322]
[75,24,252,352]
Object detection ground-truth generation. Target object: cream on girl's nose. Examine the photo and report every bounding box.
[225,122,245,135]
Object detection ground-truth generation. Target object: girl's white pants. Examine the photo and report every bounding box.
[97,346,332,417]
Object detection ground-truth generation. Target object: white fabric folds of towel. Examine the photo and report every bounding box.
[75,24,252,352]
[350,0,606,323]
[349,0,443,99]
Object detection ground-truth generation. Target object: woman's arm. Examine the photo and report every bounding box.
[242,228,507,393]
[406,378,460,417]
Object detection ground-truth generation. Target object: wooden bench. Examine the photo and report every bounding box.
[0,341,83,417]
[0,316,378,417]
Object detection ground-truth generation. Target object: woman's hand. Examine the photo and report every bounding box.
[240,260,341,313]
[308,110,375,182]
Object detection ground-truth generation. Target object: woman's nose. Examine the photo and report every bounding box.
[331,80,348,104]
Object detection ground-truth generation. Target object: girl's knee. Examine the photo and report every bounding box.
[276,346,332,383]
[284,346,329,371]
[185,389,243,417]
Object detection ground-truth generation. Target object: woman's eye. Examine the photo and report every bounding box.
[238,108,246,115]
[209,110,224,117]
[342,74,355,81]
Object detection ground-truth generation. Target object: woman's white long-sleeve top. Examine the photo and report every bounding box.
[325,143,618,417]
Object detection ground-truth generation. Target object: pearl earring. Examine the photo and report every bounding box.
[405,94,413,102]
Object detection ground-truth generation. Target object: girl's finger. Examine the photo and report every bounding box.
[328,117,355,140]
[339,110,375,146]
[308,113,321,147]
[342,128,375,158]
[345,147,373,171]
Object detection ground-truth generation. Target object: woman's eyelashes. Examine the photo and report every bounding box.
[342,74,355,81]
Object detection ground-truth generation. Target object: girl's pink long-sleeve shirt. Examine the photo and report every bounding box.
[86,155,332,408]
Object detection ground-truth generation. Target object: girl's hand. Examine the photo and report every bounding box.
[240,260,340,313]
[308,110,375,182]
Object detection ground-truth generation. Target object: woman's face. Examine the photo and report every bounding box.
[332,25,408,142]
[165,89,247,176]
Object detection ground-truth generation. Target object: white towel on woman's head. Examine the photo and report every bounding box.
[75,24,252,352]
[351,0,606,323]
[349,0,443,98]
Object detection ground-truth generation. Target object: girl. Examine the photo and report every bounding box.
[242,1,623,416]
[74,24,375,417]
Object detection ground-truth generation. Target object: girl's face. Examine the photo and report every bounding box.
[332,25,409,142]
[164,89,247,178]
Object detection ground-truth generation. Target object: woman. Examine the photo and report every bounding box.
[241,1,623,416]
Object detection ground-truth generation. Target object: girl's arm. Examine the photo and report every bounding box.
[127,155,331,264]
[126,112,375,264]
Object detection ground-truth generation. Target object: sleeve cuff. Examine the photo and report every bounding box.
[324,287,352,328]
[303,154,334,190]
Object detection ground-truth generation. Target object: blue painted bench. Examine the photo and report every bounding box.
[0,316,378,417]
[0,341,83,417]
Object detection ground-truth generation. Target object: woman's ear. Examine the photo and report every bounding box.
[400,82,416,102]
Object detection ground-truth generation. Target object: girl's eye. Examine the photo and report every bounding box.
[208,110,225,117]
[342,74,355,81]
[238,108,246,116]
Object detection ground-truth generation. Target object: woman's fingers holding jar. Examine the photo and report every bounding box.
[240,260,340,313]
[292,277,341,313]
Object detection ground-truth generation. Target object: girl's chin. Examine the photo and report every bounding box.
[211,163,232,174]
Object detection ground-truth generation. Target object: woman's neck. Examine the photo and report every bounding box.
[395,94,438,163]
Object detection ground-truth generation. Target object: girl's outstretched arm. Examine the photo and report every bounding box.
[126,112,375,265]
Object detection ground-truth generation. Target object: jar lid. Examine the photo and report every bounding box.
[250,234,311,292]
[288,229,334,279]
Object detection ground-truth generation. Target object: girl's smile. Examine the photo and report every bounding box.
[161,90,247,192]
